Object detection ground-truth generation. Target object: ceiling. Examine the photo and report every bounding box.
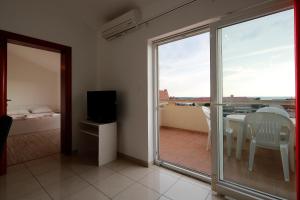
[8,43,60,73]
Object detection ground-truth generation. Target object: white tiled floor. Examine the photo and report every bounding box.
[0,154,224,200]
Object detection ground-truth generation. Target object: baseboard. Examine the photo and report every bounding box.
[117,152,152,167]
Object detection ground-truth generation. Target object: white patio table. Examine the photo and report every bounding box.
[226,114,295,172]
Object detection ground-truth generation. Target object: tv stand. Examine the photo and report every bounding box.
[79,121,117,166]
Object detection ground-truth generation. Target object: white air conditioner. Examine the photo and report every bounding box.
[101,9,141,40]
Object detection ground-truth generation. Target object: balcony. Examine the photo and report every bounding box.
[159,101,295,200]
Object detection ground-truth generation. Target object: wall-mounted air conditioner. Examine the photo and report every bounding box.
[101,9,141,40]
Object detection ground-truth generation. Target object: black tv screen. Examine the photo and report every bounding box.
[87,91,116,123]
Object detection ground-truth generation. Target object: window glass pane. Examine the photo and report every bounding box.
[220,9,295,199]
[158,32,211,175]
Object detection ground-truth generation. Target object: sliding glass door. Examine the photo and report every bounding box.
[212,5,296,200]
[153,29,211,180]
[152,1,296,199]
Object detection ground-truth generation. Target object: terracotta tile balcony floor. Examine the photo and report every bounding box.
[159,126,296,200]
[159,126,211,175]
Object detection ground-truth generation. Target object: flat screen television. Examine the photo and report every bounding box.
[87,91,116,123]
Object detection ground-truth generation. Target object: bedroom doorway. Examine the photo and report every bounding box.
[0,30,72,175]
[6,43,61,166]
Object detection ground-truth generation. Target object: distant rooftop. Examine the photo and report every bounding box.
[159,89,169,101]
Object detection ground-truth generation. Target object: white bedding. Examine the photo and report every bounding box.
[25,113,58,119]
[10,112,60,119]
[9,113,61,136]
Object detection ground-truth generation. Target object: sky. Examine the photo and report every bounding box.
[158,9,295,98]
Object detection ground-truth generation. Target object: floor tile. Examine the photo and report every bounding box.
[79,166,115,183]
[0,176,42,200]
[138,170,179,194]
[104,159,135,172]
[205,192,225,200]
[52,154,80,166]
[159,196,171,200]
[119,165,154,181]
[0,155,218,200]
[151,165,181,179]
[7,163,27,173]
[25,156,57,167]
[159,127,211,174]
[69,162,99,175]
[165,179,210,200]
[35,167,76,187]
[0,164,32,185]
[64,186,110,200]
[113,183,160,200]
[92,173,134,198]
[180,176,211,190]
[43,176,89,200]
[26,157,65,176]
[14,188,52,200]
[160,126,295,199]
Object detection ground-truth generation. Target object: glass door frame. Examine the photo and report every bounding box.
[210,0,295,199]
[152,26,212,183]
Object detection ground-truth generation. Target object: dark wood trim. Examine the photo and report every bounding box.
[0,30,66,53]
[61,47,72,154]
[0,35,7,175]
[0,30,72,175]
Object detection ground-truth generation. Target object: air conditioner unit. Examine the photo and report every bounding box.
[101,9,141,40]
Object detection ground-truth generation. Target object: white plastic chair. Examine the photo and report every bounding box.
[202,106,233,156]
[257,106,289,118]
[244,112,294,182]
[202,106,211,150]
[224,117,233,157]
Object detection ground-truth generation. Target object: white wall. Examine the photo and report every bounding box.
[160,105,209,133]
[7,53,60,111]
[97,0,262,163]
[0,0,98,150]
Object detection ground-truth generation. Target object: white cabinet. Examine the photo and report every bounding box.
[79,121,117,166]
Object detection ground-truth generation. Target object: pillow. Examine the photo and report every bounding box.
[7,109,30,115]
[26,113,53,118]
[30,106,53,114]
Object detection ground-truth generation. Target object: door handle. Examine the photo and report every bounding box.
[212,103,228,106]
[6,99,12,102]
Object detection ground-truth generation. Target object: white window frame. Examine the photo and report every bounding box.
[151,26,212,183]
[150,0,294,199]
[210,0,294,199]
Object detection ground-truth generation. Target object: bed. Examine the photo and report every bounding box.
[8,107,61,136]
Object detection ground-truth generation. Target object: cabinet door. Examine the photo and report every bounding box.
[99,123,117,166]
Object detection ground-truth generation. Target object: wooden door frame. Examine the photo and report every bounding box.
[0,30,72,175]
